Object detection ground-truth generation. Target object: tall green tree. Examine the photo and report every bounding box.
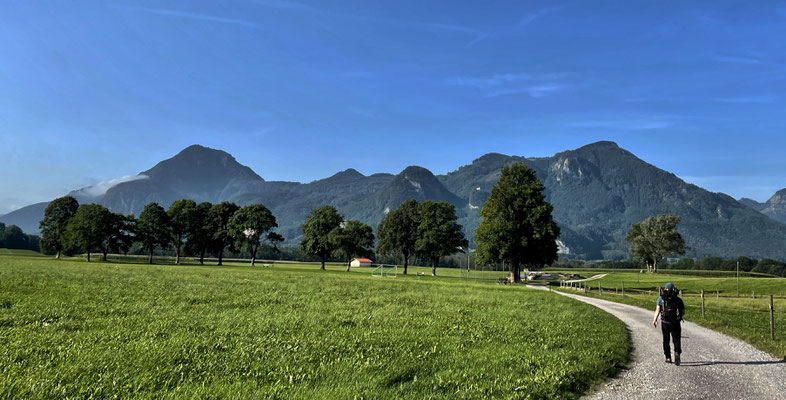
[300,205,343,270]
[207,201,239,266]
[229,204,279,266]
[64,204,111,262]
[475,163,560,283]
[137,202,171,264]
[330,220,375,272]
[168,199,197,265]
[376,199,419,275]
[100,213,135,261]
[626,214,685,273]
[415,200,467,276]
[39,196,79,259]
[185,202,213,265]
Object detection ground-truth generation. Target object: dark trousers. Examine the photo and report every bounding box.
[661,319,681,358]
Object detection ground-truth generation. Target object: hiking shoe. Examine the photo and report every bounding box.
[674,354,680,366]
[665,357,672,363]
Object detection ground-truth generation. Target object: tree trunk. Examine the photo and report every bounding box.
[403,252,409,275]
[102,250,108,261]
[199,250,205,265]
[431,259,437,276]
[148,249,153,265]
[218,251,223,266]
[175,245,181,265]
[251,248,257,267]
[653,260,658,273]
[56,250,61,259]
[321,256,326,270]
[86,251,91,262]
[511,263,521,283]
[346,259,351,272]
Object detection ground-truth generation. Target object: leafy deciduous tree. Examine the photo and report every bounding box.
[475,163,560,283]
[65,204,111,262]
[39,196,79,259]
[229,204,278,266]
[330,219,375,271]
[137,202,171,264]
[626,214,685,273]
[185,202,213,265]
[207,201,239,266]
[100,212,135,261]
[168,199,197,265]
[300,205,343,270]
[415,200,467,276]
[376,199,419,275]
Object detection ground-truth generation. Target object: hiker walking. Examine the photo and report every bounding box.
[652,282,685,365]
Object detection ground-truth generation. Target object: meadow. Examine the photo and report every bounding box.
[0,254,628,399]
[553,271,786,358]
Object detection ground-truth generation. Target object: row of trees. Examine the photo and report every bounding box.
[375,199,467,276]
[39,197,283,265]
[0,223,40,251]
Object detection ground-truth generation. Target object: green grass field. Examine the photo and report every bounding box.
[0,256,628,399]
[556,270,786,297]
[554,271,786,359]
[0,249,45,257]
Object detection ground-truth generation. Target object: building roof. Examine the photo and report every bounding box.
[353,258,373,263]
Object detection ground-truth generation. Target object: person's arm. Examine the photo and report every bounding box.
[653,305,661,327]
[679,299,686,321]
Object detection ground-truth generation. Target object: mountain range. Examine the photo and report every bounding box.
[3,142,786,261]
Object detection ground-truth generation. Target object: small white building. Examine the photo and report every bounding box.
[350,258,373,267]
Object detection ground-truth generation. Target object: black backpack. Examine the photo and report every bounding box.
[661,289,681,323]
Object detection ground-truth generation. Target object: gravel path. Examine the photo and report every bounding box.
[533,287,786,399]
[562,273,608,284]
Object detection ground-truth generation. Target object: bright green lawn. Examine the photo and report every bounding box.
[0,249,44,257]
[556,274,786,359]
[554,270,786,297]
[0,256,628,399]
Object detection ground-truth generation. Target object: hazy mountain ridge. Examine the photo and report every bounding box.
[3,142,786,261]
[738,189,786,224]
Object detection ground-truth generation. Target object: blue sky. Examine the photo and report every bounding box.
[2,0,786,214]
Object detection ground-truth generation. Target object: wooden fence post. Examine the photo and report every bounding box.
[753,291,755,299]
[770,295,775,341]
[701,289,705,319]
[716,290,718,299]
[622,282,625,298]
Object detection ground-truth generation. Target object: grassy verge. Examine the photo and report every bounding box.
[556,286,786,359]
[1,255,628,399]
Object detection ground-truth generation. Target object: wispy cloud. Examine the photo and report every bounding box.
[448,72,568,98]
[467,5,565,47]
[250,0,318,12]
[347,106,375,118]
[714,55,764,65]
[717,95,776,103]
[567,118,672,131]
[485,84,566,98]
[72,175,150,198]
[131,7,257,27]
[447,73,531,89]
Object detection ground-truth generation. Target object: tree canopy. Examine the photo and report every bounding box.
[207,202,240,266]
[168,199,197,265]
[300,205,344,270]
[185,202,213,265]
[39,196,79,258]
[229,204,279,266]
[475,162,560,282]
[330,219,375,272]
[415,200,467,276]
[376,199,419,275]
[64,204,111,262]
[626,214,685,273]
[137,202,171,264]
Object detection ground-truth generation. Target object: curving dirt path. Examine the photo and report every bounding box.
[532,286,786,399]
